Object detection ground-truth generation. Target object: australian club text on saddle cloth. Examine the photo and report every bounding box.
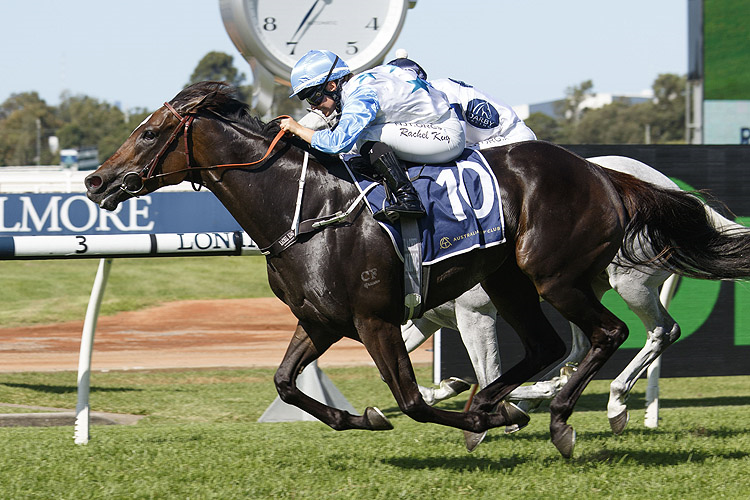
[347,149,506,265]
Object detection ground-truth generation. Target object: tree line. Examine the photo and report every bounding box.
[0,51,686,167]
[0,51,250,167]
[526,73,686,144]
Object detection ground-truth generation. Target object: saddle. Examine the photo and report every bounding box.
[344,149,506,321]
[344,149,506,266]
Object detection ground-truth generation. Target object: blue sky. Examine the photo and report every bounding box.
[1,1,687,111]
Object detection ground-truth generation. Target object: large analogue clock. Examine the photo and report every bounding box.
[220,0,415,83]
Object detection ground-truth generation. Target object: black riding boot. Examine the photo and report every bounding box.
[370,147,426,222]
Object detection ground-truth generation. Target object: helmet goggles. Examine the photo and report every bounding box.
[297,55,340,106]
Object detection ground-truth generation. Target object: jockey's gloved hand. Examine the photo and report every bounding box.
[298,109,340,131]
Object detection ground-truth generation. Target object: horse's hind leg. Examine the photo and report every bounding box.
[468,261,568,414]
[509,274,610,410]
[358,316,521,433]
[455,263,566,449]
[274,322,391,431]
[540,283,629,458]
[606,268,680,434]
[508,325,589,411]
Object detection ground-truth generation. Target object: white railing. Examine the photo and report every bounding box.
[1,232,260,443]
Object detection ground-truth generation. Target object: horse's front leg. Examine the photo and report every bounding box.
[274,322,392,431]
[454,286,502,389]
[357,316,522,433]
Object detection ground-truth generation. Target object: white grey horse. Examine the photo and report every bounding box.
[403,155,744,436]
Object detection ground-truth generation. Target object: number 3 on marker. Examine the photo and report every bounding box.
[75,235,88,254]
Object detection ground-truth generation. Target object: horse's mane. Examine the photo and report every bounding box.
[169,81,343,169]
[170,81,271,135]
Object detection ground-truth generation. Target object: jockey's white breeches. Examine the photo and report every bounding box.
[356,109,466,164]
[473,122,537,149]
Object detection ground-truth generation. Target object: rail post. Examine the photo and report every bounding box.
[74,258,113,444]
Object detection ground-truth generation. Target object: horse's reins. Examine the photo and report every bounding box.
[120,102,288,195]
[120,101,373,256]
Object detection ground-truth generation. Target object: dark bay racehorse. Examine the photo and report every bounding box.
[85,82,750,458]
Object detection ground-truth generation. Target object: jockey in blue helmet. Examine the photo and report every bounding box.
[289,49,352,113]
[280,50,466,222]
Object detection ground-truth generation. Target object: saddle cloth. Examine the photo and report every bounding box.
[344,149,506,265]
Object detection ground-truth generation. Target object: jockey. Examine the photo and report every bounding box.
[279,50,465,222]
[387,57,537,148]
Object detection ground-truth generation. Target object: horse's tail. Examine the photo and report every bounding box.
[604,168,750,280]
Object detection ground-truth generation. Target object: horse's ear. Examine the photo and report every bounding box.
[183,93,212,114]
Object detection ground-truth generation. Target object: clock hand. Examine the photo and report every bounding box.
[291,0,321,43]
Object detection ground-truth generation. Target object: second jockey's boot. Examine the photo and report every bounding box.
[370,147,426,222]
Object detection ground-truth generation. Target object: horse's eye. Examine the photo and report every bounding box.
[142,130,157,141]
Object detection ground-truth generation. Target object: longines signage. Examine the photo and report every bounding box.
[0,191,242,236]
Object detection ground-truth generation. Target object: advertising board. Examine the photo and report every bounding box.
[440,145,750,380]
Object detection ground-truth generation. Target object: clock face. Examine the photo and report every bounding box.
[221,0,410,81]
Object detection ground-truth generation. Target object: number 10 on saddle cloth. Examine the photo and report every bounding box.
[347,149,506,266]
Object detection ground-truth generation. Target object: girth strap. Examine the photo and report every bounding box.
[260,215,336,256]
[260,152,377,257]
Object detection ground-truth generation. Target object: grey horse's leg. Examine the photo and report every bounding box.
[605,267,678,433]
[454,285,502,389]
[402,315,443,405]
[402,300,472,405]
[508,273,611,413]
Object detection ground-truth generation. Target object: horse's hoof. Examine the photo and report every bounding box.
[365,407,393,430]
[609,410,629,435]
[502,401,530,429]
[504,420,529,434]
[441,377,472,396]
[560,362,578,379]
[463,430,487,452]
[551,425,576,458]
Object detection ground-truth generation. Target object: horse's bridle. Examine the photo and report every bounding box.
[120,102,288,195]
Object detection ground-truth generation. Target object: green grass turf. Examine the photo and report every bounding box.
[0,255,273,327]
[1,367,748,499]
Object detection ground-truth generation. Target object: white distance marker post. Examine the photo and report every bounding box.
[74,258,113,444]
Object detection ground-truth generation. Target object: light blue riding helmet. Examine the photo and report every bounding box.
[289,50,351,98]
